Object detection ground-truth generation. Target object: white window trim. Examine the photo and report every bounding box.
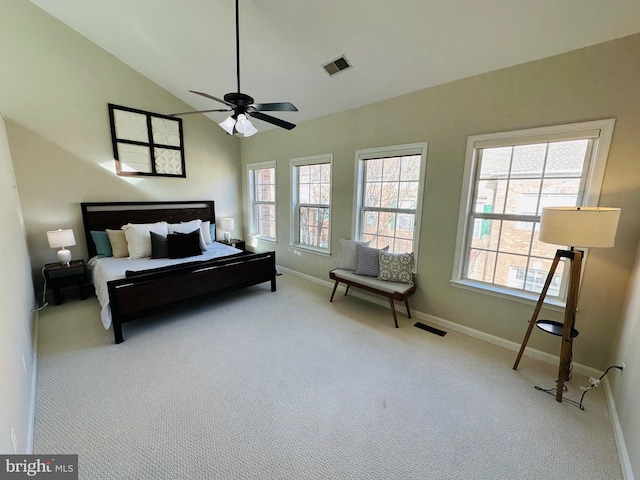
[451,119,615,307]
[247,160,277,243]
[352,142,428,269]
[290,153,333,256]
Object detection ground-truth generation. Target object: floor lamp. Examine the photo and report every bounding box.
[513,206,621,402]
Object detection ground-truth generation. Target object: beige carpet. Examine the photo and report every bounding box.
[34,273,622,479]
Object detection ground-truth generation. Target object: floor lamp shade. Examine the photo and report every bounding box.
[539,207,621,248]
[47,229,76,265]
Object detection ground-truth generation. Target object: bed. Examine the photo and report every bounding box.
[81,201,276,344]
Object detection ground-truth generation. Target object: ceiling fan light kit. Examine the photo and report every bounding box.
[218,116,237,135]
[171,0,298,137]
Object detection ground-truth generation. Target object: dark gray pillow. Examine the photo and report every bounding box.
[150,232,169,259]
[167,230,202,259]
[355,244,389,277]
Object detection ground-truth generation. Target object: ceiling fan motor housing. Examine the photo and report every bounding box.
[224,92,254,112]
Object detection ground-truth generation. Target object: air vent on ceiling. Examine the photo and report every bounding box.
[322,55,352,76]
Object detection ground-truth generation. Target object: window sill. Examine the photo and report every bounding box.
[249,235,277,245]
[450,279,566,313]
[288,244,331,257]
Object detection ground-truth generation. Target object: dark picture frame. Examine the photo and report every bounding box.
[108,103,186,177]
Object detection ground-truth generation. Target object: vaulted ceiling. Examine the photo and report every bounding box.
[31,0,640,131]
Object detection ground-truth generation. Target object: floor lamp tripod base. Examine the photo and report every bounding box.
[512,248,583,402]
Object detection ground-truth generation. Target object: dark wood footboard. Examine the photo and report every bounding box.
[108,251,276,343]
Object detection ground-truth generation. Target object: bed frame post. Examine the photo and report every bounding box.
[113,321,124,344]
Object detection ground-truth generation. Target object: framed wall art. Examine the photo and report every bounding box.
[108,103,186,177]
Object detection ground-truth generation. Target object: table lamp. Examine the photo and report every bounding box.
[220,218,235,243]
[513,206,620,402]
[47,228,76,266]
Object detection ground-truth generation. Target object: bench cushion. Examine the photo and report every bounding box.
[331,269,414,295]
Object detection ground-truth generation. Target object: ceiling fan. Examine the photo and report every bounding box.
[169,0,298,137]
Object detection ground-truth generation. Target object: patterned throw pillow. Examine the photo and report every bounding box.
[355,244,389,277]
[378,251,414,284]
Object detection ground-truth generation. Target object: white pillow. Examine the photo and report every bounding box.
[336,239,370,271]
[170,219,206,251]
[201,220,213,245]
[122,222,169,259]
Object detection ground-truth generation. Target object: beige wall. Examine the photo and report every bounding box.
[609,239,640,479]
[0,113,36,453]
[0,0,242,286]
[242,34,640,371]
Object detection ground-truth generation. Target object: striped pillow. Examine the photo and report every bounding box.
[354,244,389,277]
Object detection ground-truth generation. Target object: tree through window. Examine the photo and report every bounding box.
[354,143,428,262]
[291,154,332,253]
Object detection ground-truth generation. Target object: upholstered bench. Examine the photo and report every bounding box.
[329,268,416,328]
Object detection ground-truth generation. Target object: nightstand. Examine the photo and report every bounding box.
[43,259,88,306]
[221,238,245,251]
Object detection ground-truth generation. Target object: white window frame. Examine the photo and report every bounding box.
[290,154,333,256]
[247,160,277,243]
[452,119,615,308]
[352,143,428,269]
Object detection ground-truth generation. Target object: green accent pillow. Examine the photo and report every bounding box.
[378,251,414,284]
[91,231,113,257]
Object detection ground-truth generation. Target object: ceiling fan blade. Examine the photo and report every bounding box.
[248,111,296,130]
[168,109,231,117]
[189,90,235,107]
[250,102,298,112]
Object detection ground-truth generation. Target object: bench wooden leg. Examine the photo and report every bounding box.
[404,298,412,319]
[344,285,350,296]
[389,297,399,328]
[330,280,340,302]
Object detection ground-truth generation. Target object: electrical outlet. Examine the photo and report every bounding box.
[621,363,626,379]
[11,427,17,454]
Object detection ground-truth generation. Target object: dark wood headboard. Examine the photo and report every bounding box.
[81,201,215,259]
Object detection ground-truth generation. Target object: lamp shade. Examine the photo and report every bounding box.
[220,218,235,232]
[539,207,621,248]
[47,229,76,248]
[235,114,253,134]
[244,125,258,137]
[218,116,236,135]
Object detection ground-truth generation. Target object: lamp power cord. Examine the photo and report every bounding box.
[33,266,49,312]
[535,363,624,410]
[577,365,624,410]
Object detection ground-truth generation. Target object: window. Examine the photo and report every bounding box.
[291,154,333,254]
[452,119,615,304]
[248,161,277,241]
[353,143,428,259]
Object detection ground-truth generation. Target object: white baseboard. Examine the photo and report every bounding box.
[604,378,635,480]
[27,308,39,454]
[278,266,603,379]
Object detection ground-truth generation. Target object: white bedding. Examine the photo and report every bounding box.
[88,241,242,329]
